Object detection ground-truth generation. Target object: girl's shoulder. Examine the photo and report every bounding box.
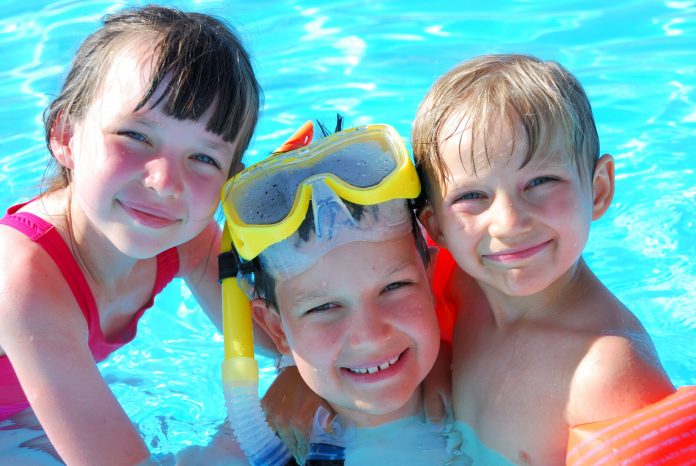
[0,227,90,360]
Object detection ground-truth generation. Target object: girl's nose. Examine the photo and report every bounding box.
[488,192,531,237]
[143,156,184,197]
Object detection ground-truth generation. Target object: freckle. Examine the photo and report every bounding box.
[518,451,531,464]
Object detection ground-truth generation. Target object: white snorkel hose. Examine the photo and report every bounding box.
[218,224,296,466]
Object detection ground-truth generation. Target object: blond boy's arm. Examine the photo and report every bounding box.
[421,339,453,423]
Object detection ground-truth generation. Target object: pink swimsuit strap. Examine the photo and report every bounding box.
[0,203,179,420]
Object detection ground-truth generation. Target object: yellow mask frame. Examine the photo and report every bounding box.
[221,124,419,262]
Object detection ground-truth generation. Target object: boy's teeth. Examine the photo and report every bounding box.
[348,353,401,374]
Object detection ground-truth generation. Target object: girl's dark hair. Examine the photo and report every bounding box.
[43,5,261,193]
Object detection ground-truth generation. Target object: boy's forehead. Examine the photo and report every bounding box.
[438,110,571,176]
[438,110,516,172]
[275,236,421,308]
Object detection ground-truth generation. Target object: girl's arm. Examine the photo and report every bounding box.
[0,233,149,466]
[178,220,277,354]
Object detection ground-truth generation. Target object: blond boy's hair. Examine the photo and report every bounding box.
[411,54,599,192]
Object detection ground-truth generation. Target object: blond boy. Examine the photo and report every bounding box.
[412,54,675,465]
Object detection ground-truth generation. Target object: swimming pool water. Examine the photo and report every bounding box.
[1,0,694,460]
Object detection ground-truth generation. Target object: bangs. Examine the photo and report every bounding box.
[135,20,259,144]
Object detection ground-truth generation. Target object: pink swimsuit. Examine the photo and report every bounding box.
[0,202,179,420]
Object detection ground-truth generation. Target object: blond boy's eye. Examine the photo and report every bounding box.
[527,176,557,188]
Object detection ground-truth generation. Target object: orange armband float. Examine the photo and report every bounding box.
[566,386,696,465]
[427,238,457,344]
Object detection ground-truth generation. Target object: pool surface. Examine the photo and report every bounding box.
[1,0,694,461]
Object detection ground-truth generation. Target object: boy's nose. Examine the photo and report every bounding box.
[143,156,184,197]
[346,306,391,350]
[488,192,531,237]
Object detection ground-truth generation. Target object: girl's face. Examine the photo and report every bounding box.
[60,43,238,258]
[256,235,440,428]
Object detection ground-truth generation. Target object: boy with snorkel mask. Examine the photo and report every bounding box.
[216,123,510,465]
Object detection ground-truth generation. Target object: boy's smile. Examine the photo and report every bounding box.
[482,239,554,263]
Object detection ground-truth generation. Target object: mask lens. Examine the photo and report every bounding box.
[230,138,398,226]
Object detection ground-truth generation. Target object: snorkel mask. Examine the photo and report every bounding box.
[218,123,420,465]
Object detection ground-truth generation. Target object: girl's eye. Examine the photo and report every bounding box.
[527,176,557,189]
[191,153,221,169]
[118,130,148,143]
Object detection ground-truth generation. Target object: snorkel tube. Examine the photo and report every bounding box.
[218,224,295,466]
[219,121,324,465]
[218,122,313,466]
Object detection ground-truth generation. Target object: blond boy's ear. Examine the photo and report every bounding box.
[419,205,447,248]
[49,112,75,169]
[251,299,291,355]
[591,154,615,220]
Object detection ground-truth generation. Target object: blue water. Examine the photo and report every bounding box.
[1,0,694,460]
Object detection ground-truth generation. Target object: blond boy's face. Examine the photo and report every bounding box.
[421,112,613,297]
[256,235,439,427]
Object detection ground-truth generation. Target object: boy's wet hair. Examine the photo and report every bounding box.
[247,200,430,310]
[43,5,261,192]
[412,54,599,195]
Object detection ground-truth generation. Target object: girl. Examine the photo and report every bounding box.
[0,5,260,465]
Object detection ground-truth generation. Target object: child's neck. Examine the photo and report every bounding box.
[482,258,596,326]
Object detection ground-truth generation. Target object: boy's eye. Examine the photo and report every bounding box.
[118,130,149,144]
[527,176,557,189]
[191,153,221,169]
[456,191,486,201]
[384,281,410,292]
[306,302,337,314]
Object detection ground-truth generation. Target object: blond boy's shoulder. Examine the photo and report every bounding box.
[566,330,674,426]
[564,278,675,425]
